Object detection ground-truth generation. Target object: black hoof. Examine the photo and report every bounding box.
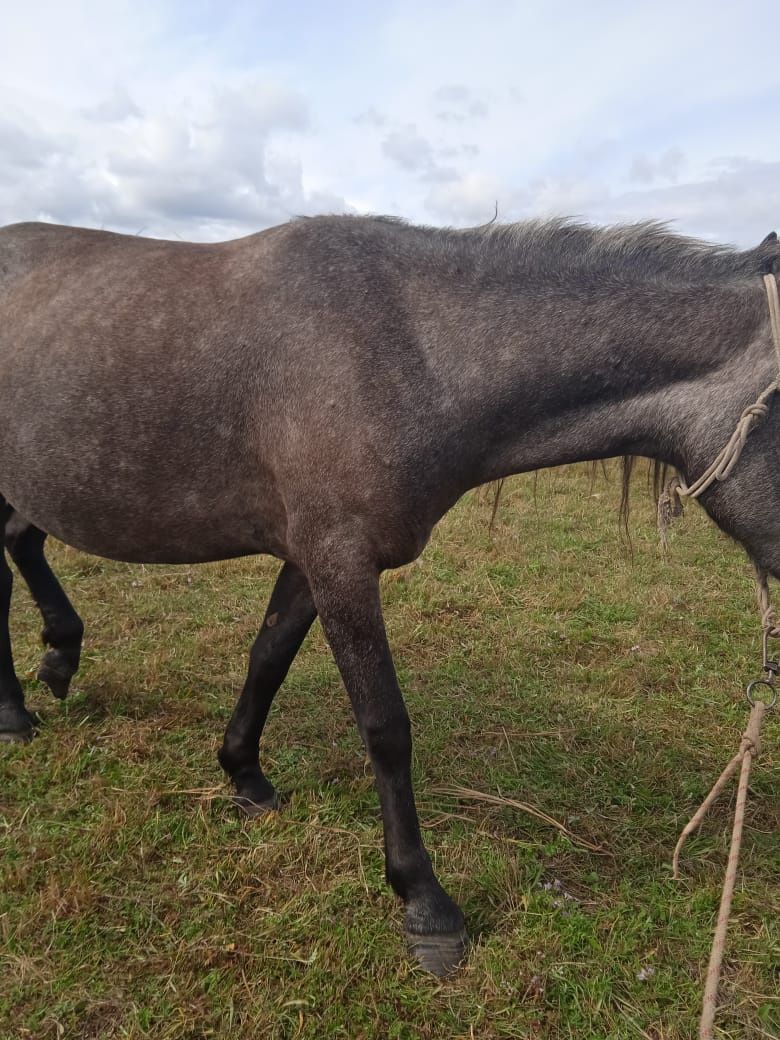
[406,929,468,976]
[226,767,280,818]
[0,730,34,744]
[233,790,280,817]
[0,702,38,743]
[37,649,74,700]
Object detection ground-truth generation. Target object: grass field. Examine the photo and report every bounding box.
[1,464,777,1039]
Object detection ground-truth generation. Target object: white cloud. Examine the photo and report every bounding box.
[433,84,488,122]
[382,125,436,173]
[607,158,780,245]
[628,148,686,186]
[82,86,142,124]
[0,74,349,238]
[0,117,61,171]
[354,107,388,128]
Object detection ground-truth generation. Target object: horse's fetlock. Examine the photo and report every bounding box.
[41,621,84,656]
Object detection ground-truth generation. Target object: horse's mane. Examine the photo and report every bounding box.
[455,218,779,286]
[302,214,780,290]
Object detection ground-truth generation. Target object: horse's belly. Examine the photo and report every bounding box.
[1,462,288,565]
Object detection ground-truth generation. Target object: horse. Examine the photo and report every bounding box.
[1,214,778,975]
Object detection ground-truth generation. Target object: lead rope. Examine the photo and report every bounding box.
[672,686,774,1040]
[660,275,780,1039]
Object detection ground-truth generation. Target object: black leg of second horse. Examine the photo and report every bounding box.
[218,562,318,814]
[0,501,38,740]
[4,514,84,700]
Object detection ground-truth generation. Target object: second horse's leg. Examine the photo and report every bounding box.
[218,562,318,813]
[0,501,37,740]
[4,514,84,700]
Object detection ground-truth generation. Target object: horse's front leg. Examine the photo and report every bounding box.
[307,554,467,975]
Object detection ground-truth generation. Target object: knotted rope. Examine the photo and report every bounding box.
[672,700,765,884]
[756,565,780,641]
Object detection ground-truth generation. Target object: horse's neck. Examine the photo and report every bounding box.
[426,280,768,491]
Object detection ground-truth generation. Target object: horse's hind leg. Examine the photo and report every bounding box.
[4,513,83,700]
[218,562,317,813]
[0,501,37,741]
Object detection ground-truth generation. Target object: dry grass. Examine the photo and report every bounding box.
[1,463,778,1039]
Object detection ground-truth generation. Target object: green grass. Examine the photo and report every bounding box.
[1,464,778,1039]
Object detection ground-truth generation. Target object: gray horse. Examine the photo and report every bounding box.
[1,215,778,973]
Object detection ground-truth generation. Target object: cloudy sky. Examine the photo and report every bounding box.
[2,0,778,246]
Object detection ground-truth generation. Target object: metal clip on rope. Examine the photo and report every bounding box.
[746,634,779,709]
[749,568,780,710]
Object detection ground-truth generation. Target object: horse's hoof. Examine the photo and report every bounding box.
[406,928,468,977]
[0,703,38,743]
[232,790,281,817]
[0,729,34,744]
[37,650,74,700]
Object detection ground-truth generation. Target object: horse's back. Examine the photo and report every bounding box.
[1,222,144,292]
